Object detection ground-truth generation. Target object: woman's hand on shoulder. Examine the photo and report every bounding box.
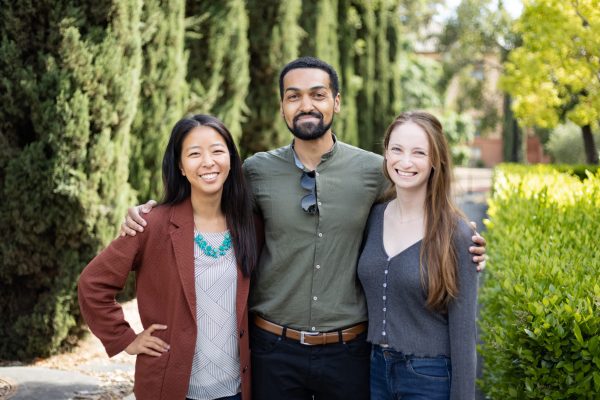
[125,323,170,356]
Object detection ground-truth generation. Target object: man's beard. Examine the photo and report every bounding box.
[286,111,333,140]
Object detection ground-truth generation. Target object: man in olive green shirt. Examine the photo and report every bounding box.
[242,57,384,399]
[123,57,486,400]
[243,139,385,333]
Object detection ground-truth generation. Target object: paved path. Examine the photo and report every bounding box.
[1,301,140,400]
[454,167,491,231]
[0,368,100,400]
[0,168,492,400]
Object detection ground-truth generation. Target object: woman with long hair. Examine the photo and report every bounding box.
[78,114,256,400]
[357,111,478,399]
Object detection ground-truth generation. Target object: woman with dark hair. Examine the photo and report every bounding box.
[357,111,478,400]
[78,114,256,400]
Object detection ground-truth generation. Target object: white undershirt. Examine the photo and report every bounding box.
[187,230,240,400]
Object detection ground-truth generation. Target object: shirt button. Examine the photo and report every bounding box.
[311,326,316,331]
[316,264,321,269]
[318,232,323,237]
[318,201,322,206]
[383,283,387,288]
[382,331,386,336]
[383,307,387,312]
[316,172,320,176]
[384,270,388,274]
[383,319,386,324]
[383,296,386,300]
[313,296,318,301]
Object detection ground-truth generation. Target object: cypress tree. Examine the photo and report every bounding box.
[299,2,318,55]
[186,0,250,144]
[299,0,359,144]
[129,0,188,202]
[348,0,404,151]
[241,0,303,157]
[374,1,403,145]
[337,0,362,146]
[314,0,340,67]
[0,0,142,359]
[373,2,392,147]
[354,0,377,150]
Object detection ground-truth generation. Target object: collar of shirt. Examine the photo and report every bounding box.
[291,134,338,170]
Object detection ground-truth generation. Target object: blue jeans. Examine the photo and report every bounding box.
[370,345,451,400]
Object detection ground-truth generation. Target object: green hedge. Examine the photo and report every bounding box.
[550,164,599,181]
[479,164,600,398]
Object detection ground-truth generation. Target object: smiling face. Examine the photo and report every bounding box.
[280,68,340,141]
[385,121,432,193]
[179,125,230,198]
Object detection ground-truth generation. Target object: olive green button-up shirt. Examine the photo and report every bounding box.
[243,139,387,332]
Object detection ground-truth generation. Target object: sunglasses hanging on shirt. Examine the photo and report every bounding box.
[300,170,318,214]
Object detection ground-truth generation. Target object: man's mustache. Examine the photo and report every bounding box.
[294,112,323,124]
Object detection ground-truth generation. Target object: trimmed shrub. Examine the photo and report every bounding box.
[479,164,600,398]
[550,164,600,181]
[0,1,141,359]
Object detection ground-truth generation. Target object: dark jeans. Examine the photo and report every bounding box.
[370,345,451,400]
[250,323,370,400]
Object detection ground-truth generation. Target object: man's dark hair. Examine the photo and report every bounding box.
[279,56,340,99]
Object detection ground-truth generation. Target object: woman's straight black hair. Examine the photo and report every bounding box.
[161,114,256,277]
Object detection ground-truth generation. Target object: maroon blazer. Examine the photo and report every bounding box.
[78,198,251,400]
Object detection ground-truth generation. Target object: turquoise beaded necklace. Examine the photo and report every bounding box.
[194,231,232,258]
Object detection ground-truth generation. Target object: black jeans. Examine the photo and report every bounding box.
[250,323,370,400]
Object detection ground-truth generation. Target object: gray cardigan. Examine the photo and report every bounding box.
[357,201,478,400]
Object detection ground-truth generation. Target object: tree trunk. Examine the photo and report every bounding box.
[581,124,599,164]
[502,94,522,162]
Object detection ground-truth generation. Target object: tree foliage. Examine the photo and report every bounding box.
[546,121,600,164]
[501,0,600,163]
[129,0,188,202]
[186,0,250,143]
[239,0,302,158]
[437,0,513,135]
[399,53,443,110]
[0,0,141,359]
[348,0,405,151]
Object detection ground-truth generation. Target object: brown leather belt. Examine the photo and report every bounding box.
[253,315,367,346]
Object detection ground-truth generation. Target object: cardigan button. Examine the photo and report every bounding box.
[239,329,245,338]
[242,365,248,373]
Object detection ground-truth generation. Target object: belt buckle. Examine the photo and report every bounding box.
[299,330,320,345]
